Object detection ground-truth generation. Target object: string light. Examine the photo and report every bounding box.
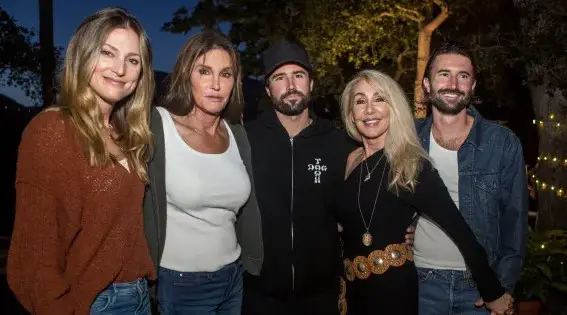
[532,175,567,199]
[537,154,567,167]
[532,113,565,128]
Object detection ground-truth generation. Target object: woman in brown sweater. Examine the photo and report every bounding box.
[7,8,156,315]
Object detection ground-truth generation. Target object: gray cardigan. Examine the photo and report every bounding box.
[143,107,263,276]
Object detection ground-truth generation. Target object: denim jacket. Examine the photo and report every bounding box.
[415,107,528,292]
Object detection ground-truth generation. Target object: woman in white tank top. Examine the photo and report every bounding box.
[148,30,256,315]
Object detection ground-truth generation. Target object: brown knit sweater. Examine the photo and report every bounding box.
[7,110,156,315]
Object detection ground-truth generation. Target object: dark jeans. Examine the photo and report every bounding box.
[90,278,151,315]
[417,267,488,315]
[158,261,243,315]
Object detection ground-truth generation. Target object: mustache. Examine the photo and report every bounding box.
[437,88,465,96]
[281,89,305,100]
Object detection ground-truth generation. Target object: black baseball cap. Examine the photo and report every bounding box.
[262,41,312,79]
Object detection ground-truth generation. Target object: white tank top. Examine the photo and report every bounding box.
[157,107,251,272]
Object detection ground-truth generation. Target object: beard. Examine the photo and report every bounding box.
[428,88,473,115]
[272,89,311,116]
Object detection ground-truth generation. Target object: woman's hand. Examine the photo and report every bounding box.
[405,225,415,246]
[476,293,515,315]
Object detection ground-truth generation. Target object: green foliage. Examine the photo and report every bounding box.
[0,7,41,102]
[161,0,437,98]
[298,0,425,69]
[162,0,306,77]
[0,6,62,105]
[296,0,431,97]
[161,0,567,104]
[513,0,567,91]
[515,229,567,303]
[438,0,567,100]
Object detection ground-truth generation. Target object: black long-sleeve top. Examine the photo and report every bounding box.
[336,151,505,302]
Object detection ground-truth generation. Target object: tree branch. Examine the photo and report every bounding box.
[541,2,567,18]
[395,5,424,23]
[424,0,449,32]
[394,46,412,81]
[377,12,394,19]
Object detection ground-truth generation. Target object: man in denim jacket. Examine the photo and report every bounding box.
[413,42,528,315]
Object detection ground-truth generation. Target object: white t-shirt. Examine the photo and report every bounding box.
[413,131,467,270]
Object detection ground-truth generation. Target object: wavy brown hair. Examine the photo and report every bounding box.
[57,7,154,183]
[162,30,243,124]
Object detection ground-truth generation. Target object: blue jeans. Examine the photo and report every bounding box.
[417,268,488,315]
[158,261,243,315]
[90,278,151,315]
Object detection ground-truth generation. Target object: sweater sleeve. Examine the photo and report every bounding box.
[7,111,76,315]
[402,161,505,303]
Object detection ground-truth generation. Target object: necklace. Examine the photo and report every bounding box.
[172,115,218,138]
[188,126,207,136]
[363,152,385,182]
[357,152,387,247]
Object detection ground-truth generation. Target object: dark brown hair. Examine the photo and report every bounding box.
[162,30,243,124]
[423,41,477,81]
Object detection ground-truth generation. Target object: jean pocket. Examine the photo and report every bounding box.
[417,269,434,283]
[473,174,500,216]
[91,290,114,313]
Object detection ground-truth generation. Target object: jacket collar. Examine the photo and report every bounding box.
[257,108,334,137]
[417,106,484,151]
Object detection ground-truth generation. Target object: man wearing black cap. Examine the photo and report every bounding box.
[241,41,355,315]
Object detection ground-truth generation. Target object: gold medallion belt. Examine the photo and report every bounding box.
[343,242,413,281]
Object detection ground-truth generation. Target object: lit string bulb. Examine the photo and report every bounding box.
[532,113,564,128]
[532,175,566,198]
[537,154,567,167]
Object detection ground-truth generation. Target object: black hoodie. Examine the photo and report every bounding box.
[244,109,356,296]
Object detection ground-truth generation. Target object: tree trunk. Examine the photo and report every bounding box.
[530,83,567,231]
[414,29,431,118]
[39,0,55,108]
[413,0,449,118]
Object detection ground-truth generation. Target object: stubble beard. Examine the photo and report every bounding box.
[429,88,472,116]
[272,89,311,116]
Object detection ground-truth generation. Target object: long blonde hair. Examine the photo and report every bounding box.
[57,7,154,183]
[341,70,431,192]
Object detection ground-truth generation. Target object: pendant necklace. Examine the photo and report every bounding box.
[363,151,385,182]
[357,152,387,247]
